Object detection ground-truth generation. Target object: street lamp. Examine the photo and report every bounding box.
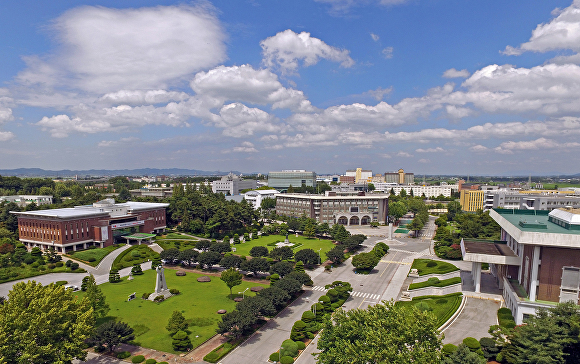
[238,287,249,300]
[318,248,322,265]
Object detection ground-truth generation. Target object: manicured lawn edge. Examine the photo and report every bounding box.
[112,245,159,270]
[411,259,459,276]
[0,266,85,284]
[64,244,123,267]
[408,277,462,290]
[396,292,463,327]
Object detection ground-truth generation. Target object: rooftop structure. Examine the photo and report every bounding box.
[268,170,316,192]
[0,195,53,207]
[384,169,414,185]
[244,189,280,209]
[212,173,257,195]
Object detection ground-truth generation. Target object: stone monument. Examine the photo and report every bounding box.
[148,265,172,300]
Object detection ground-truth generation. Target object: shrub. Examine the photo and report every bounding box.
[269,352,280,362]
[442,343,457,356]
[87,257,97,262]
[158,362,168,364]
[414,301,432,312]
[47,263,55,269]
[70,262,79,270]
[55,280,68,286]
[497,307,512,315]
[145,359,157,364]
[132,355,145,363]
[426,261,438,267]
[154,295,165,303]
[142,292,151,299]
[169,288,180,295]
[39,266,46,271]
[462,337,480,352]
[94,345,106,353]
[31,262,39,268]
[55,261,64,267]
[280,356,294,364]
[502,320,516,329]
[301,310,315,323]
[326,288,339,302]
[290,320,307,341]
[295,341,306,350]
[307,332,314,339]
[270,273,280,283]
[280,339,298,358]
[172,330,192,351]
[116,351,131,359]
[436,298,448,304]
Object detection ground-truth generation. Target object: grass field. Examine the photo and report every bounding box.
[408,277,462,290]
[0,264,84,284]
[231,234,336,257]
[112,245,159,270]
[67,244,124,266]
[161,233,198,240]
[156,240,198,251]
[396,293,463,327]
[411,259,459,276]
[540,183,580,190]
[76,269,269,353]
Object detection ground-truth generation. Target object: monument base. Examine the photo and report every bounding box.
[148,289,172,301]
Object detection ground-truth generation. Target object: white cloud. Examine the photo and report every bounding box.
[442,68,470,78]
[315,0,409,15]
[397,151,413,157]
[17,4,226,93]
[382,47,394,59]
[215,103,281,138]
[0,131,15,141]
[415,147,445,153]
[495,137,580,152]
[364,87,393,101]
[98,137,139,147]
[418,158,430,163]
[232,141,258,153]
[503,1,580,55]
[99,90,189,105]
[261,30,354,74]
[370,33,380,41]
[469,145,489,152]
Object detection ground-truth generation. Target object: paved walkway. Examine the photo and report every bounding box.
[441,297,500,345]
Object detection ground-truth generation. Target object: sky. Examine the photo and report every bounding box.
[1,0,580,175]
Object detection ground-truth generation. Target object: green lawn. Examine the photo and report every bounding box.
[112,245,160,270]
[67,244,124,267]
[231,235,336,257]
[411,259,459,276]
[161,233,198,240]
[408,277,462,290]
[0,264,84,284]
[76,269,268,353]
[156,240,198,251]
[396,293,463,327]
[540,183,580,190]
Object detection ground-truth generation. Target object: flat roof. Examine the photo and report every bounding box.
[12,201,169,219]
[278,193,389,200]
[463,240,516,257]
[494,209,580,235]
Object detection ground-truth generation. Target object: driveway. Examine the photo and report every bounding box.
[441,297,500,345]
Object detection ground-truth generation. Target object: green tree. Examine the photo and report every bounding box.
[241,257,270,276]
[295,248,320,266]
[269,246,294,261]
[326,247,345,264]
[304,220,316,238]
[270,261,294,277]
[249,245,269,257]
[89,321,134,353]
[0,281,94,363]
[367,183,375,191]
[316,301,442,364]
[172,330,192,351]
[399,188,407,198]
[85,273,110,319]
[351,252,380,271]
[389,201,408,223]
[166,310,189,335]
[197,251,222,269]
[220,268,243,297]
[287,185,295,193]
[442,344,486,364]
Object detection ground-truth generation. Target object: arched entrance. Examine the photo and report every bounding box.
[361,216,371,225]
[337,216,348,225]
[349,216,360,225]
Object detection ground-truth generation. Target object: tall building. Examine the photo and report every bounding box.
[460,190,485,212]
[483,190,580,211]
[212,173,257,195]
[12,198,168,252]
[345,168,373,183]
[462,208,580,324]
[384,169,414,184]
[276,192,389,225]
[267,170,317,191]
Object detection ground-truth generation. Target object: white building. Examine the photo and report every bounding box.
[373,184,458,197]
[244,189,280,209]
[212,173,257,195]
[0,195,53,207]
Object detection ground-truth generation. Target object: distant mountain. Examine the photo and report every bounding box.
[0,168,242,178]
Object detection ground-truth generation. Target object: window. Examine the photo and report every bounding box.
[560,267,580,304]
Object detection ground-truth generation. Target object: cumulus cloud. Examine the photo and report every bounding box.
[495,137,580,152]
[364,87,393,101]
[443,68,470,78]
[415,147,445,153]
[370,33,380,41]
[98,137,139,147]
[503,1,580,56]
[0,131,15,141]
[99,90,189,105]
[261,30,354,74]
[382,47,394,59]
[232,141,259,153]
[469,145,489,152]
[315,0,409,15]
[396,151,413,157]
[191,65,316,112]
[215,103,281,138]
[17,4,226,93]
[418,158,430,163]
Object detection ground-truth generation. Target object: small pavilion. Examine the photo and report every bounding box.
[123,233,156,245]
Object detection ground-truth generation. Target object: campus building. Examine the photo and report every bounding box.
[129,187,173,199]
[345,168,373,183]
[374,183,456,197]
[0,195,53,207]
[275,192,389,225]
[482,190,580,211]
[461,208,580,324]
[460,189,485,212]
[244,189,280,210]
[212,173,257,195]
[11,198,169,252]
[384,169,414,184]
[267,170,317,191]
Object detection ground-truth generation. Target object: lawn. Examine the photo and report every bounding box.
[408,277,462,290]
[396,293,463,327]
[0,264,85,284]
[231,234,336,257]
[161,233,198,240]
[156,240,198,251]
[66,244,124,267]
[76,269,269,353]
[411,259,459,276]
[112,245,160,270]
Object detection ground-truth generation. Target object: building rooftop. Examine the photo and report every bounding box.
[493,209,580,235]
[11,200,169,219]
[278,193,389,200]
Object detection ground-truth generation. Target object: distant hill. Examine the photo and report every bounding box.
[0,168,243,178]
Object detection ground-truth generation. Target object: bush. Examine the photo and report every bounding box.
[426,261,438,267]
[172,330,192,351]
[169,288,180,295]
[55,280,68,286]
[270,273,280,283]
[462,337,480,352]
[301,310,315,323]
[280,356,294,364]
[31,262,39,268]
[436,298,448,304]
[270,352,280,362]
[142,292,151,299]
[132,355,145,363]
[145,359,157,364]
[154,295,165,303]
[70,262,79,270]
[498,307,512,315]
[87,257,97,262]
[116,351,131,359]
[47,263,55,269]
[39,266,46,271]
[295,341,306,350]
[442,343,457,356]
[55,261,64,267]
[280,339,298,358]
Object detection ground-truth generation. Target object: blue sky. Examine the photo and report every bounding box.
[1,0,580,175]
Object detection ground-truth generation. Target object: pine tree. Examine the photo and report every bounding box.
[166,310,188,335]
[172,330,192,351]
[109,268,121,283]
[86,273,110,319]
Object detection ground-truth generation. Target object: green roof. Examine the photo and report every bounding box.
[124,233,156,239]
[494,209,580,235]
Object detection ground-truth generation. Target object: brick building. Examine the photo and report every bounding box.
[12,198,168,252]
[461,208,580,324]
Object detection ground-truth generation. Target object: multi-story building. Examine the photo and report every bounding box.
[129,187,173,199]
[345,168,373,183]
[267,170,316,191]
[11,198,168,252]
[374,184,456,197]
[276,192,389,225]
[384,169,414,184]
[212,173,257,195]
[244,189,280,210]
[461,208,580,324]
[460,189,485,212]
[483,191,580,211]
[0,195,53,207]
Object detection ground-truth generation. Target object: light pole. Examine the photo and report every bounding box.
[238,287,249,300]
[318,248,322,265]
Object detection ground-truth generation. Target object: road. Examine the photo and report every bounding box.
[221,236,431,364]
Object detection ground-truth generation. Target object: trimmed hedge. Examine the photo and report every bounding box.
[116,351,131,359]
[203,342,235,363]
[442,343,457,356]
[295,341,306,350]
[270,352,280,362]
[408,277,462,290]
[280,356,294,364]
[132,355,145,363]
[463,337,480,352]
[145,359,157,364]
